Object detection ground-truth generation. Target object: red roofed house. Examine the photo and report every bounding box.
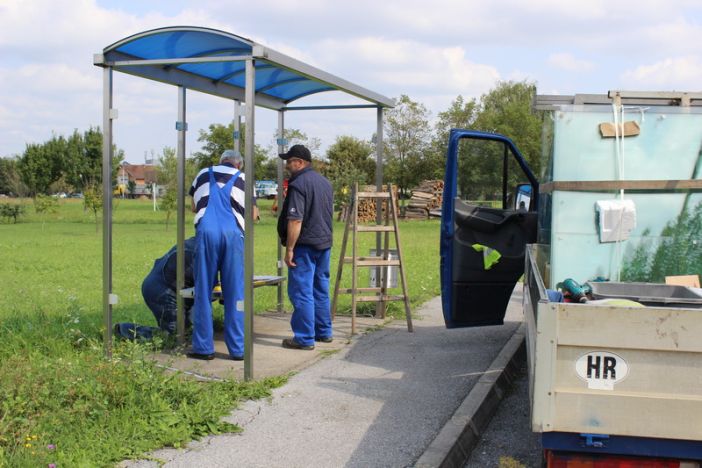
[117,163,162,198]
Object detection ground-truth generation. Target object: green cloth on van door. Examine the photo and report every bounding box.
[472,244,501,270]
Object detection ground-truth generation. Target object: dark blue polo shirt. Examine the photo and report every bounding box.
[277,167,333,250]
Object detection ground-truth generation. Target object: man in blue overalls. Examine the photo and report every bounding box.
[188,150,249,360]
[114,237,196,341]
[277,144,334,350]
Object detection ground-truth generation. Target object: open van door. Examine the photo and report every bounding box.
[440,129,539,328]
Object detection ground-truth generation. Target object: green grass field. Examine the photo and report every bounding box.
[0,198,441,466]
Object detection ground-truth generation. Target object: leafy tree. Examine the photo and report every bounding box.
[280,128,321,156]
[431,95,478,180]
[442,81,543,200]
[0,157,28,196]
[18,128,124,195]
[383,95,432,198]
[323,135,374,209]
[83,184,102,233]
[0,203,25,223]
[157,147,198,228]
[33,194,59,228]
[473,81,542,186]
[18,142,63,196]
[257,158,279,181]
[192,122,268,172]
[127,180,136,198]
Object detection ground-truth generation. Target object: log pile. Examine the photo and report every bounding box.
[338,185,397,223]
[403,180,444,219]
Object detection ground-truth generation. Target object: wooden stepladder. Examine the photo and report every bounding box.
[331,183,413,335]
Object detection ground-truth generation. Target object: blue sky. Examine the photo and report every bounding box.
[2,0,702,163]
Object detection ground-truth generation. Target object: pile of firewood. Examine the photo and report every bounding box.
[338,185,397,223]
[403,180,444,219]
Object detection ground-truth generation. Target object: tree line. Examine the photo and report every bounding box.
[0,80,543,204]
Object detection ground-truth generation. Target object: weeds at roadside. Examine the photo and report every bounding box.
[0,320,286,466]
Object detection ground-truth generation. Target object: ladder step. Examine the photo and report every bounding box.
[339,287,385,294]
[344,257,401,266]
[356,191,391,199]
[356,225,395,232]
[356,295,407,302]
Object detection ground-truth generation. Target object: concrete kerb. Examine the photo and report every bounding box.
[413,322,527,468]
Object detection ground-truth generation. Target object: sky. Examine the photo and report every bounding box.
[1,0,702,163]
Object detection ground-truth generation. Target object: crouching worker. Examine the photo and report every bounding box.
[114,237,196,340]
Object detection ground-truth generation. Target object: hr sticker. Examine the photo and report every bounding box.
[575,351,629,390]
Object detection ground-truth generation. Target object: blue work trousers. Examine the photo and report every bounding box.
[192,168,244,358]
[141,273,192,334]
[288,245,332,346]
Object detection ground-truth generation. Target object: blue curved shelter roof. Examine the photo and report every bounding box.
[96,26,393,110]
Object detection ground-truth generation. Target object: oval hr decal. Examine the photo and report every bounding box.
[575,351,629,390]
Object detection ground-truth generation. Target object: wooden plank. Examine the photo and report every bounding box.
[598,121,640,138]
[541,179,702,193]
[666,275,700,288]
[356,295,407,302]
[358,259,401,267]
[357,191,391,199]
[356,225,394,232]
[344,255,383,261]
[339,287,385,294]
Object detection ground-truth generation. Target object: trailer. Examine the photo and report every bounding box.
[440,91,702,466]
[525,244,702,467]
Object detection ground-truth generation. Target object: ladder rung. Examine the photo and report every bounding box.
[356,225,395,232]
[356,191,391,199]
[343,256,382,262]
[344,257,401,267]
[356,295,407,302]
[339,287,385,294]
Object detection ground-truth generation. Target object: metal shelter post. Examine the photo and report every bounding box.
[102,67,114,358]
[375,106,385,317]
[276,110,286,313]
[233,100,241,153]
[176,86,187,345]
[244,58,256,380]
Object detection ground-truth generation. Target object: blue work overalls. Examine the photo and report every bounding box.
[192,168,244,358]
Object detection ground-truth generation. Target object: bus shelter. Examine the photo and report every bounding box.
[94,26,394,379]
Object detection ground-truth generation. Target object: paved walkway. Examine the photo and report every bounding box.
[124,292,524,467]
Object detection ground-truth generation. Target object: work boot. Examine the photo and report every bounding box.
[282,338,314,350]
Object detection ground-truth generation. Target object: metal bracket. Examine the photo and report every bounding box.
[580,433,609,448]
[175,121,188,131]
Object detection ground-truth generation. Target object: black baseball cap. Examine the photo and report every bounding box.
[279,144,311,162]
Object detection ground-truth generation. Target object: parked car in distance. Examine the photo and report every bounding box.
[255,180,278,199]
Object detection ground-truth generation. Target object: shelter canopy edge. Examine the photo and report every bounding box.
[95,26,394,109]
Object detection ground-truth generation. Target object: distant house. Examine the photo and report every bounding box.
[117,163,163,197]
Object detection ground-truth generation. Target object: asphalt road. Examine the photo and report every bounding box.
[465,363,543,468]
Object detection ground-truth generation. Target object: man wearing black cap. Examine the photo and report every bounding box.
[278,144,334,350]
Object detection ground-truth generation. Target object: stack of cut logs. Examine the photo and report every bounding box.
[404,179,444,219]
[338,185,397,223]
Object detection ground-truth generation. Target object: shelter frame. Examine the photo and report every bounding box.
[94,27,393,380]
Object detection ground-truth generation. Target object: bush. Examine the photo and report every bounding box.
[0,203,25,223]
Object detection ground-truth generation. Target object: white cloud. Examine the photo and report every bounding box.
[3,0,702,160]
[314,37,500,98]
[548,53,594,72]
[621,56,702,88]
